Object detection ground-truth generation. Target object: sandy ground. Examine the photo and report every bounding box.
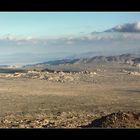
[0,64,140,128]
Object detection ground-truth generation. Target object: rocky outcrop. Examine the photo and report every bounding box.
[129,71,140,76]
[0,69,99,83]
[83,112,140,128]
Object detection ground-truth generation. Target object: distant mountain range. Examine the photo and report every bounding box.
[25,53,140,67]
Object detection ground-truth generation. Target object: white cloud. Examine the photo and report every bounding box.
[105,21,140,32]
[0,34,37,41]
[1,31,140,49]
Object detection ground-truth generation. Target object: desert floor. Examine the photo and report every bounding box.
[0,64,140,128]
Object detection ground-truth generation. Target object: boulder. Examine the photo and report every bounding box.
[129,71,140,76]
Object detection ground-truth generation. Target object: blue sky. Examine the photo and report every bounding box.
[0,12,140,37]
[0,12,140,65]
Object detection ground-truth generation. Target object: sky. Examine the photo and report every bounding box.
[0,12,140,65]
[0,12,140,37]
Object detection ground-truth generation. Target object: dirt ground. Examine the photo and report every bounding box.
[0,64,140,128]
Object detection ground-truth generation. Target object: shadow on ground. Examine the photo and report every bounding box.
[80,117,105,128]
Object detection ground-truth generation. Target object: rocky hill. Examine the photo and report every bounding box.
[83,111,140,128]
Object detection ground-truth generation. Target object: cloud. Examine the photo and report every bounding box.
[0,34,36,41]
[84,32,140,41]
[1,30,140,49]
[105,21,140,33]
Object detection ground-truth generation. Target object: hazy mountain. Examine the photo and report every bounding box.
[66,52,102,59]
[26,53,140,67]
[74,53,140,65]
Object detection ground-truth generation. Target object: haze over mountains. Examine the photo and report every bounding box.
[1,21,140,65]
